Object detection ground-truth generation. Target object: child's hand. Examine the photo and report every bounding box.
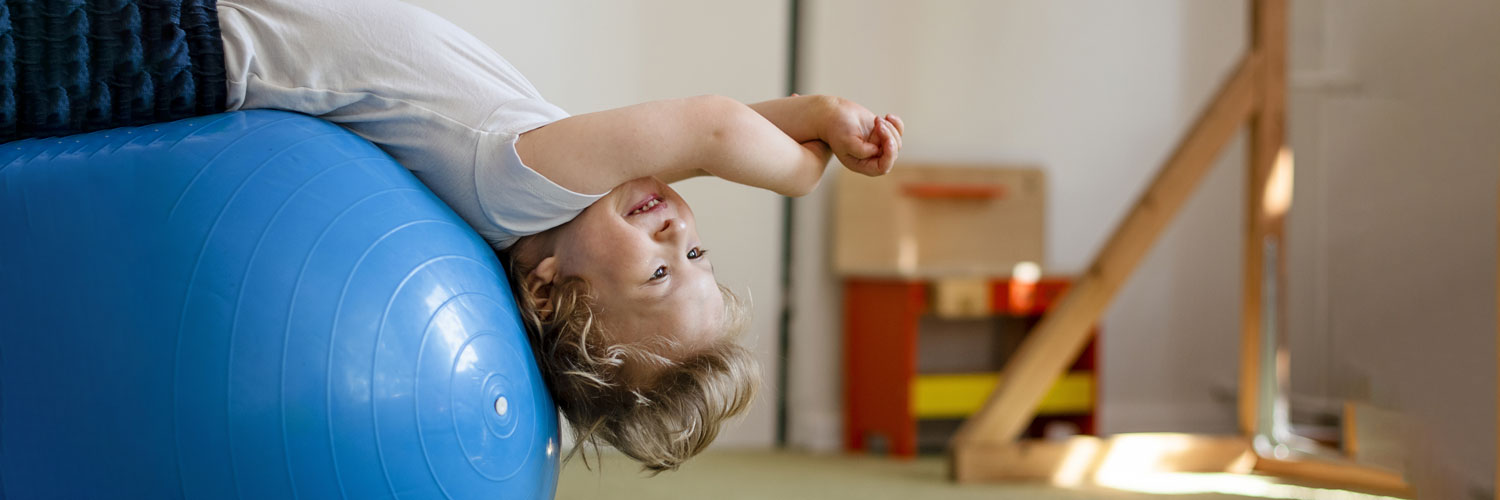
[821,99,904,177]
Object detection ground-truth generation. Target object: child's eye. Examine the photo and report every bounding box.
[651,266,668,281]
[688,247,707,259]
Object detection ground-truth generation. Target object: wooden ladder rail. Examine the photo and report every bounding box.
[950,0,1274,482]
[949,51,1260,458]
[947,3,1412,494]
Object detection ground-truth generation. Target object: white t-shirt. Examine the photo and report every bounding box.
[217,0,603,250]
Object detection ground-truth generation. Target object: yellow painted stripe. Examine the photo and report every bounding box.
[912,372,1093,419]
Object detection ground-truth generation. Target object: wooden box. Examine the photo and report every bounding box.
[834,165,1046,277]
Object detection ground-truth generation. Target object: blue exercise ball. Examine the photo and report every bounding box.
[0,111,559,499]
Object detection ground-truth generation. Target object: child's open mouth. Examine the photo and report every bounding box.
[627,194,665,216]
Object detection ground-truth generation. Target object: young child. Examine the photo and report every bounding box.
[8,0,903,472]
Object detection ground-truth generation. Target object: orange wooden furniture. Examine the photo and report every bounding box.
[843,277,1098,457]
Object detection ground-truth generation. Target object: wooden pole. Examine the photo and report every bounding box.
[950,53,1261,455]
[1240,0,1289,438]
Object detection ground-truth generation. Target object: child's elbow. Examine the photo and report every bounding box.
[683,94,754,150]
[780,175,820,198]
[703,95,759,136]
[689,94,751,128]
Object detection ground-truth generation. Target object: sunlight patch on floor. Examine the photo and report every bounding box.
[1098,472,1404,500]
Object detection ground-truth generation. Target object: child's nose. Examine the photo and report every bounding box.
[654,218,687,241]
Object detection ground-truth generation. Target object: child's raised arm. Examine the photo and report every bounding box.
[515,95,901,197]
[748,94,903,179]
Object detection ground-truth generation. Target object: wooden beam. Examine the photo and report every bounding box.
[1240,0,1289,438]
[1254,457,1411,498]
[950,53,1261,453]
[951,434,1253,483]
[1342,401,1360,459]
[1238,7,1413,497]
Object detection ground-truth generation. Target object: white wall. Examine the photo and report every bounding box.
[405,0,791,448]
[1287,0,1500,494]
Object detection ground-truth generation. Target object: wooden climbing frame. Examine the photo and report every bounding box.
[947,1,1411,495]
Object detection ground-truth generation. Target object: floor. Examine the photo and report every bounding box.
[553,450,1392,500]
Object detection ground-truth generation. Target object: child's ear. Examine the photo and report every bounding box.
[523,256,560,320]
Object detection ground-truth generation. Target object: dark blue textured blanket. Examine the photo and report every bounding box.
[0,0,225,142]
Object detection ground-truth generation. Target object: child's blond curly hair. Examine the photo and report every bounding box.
[504,251,758,473]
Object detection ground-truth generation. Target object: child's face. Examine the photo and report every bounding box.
[548,177,724,357]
